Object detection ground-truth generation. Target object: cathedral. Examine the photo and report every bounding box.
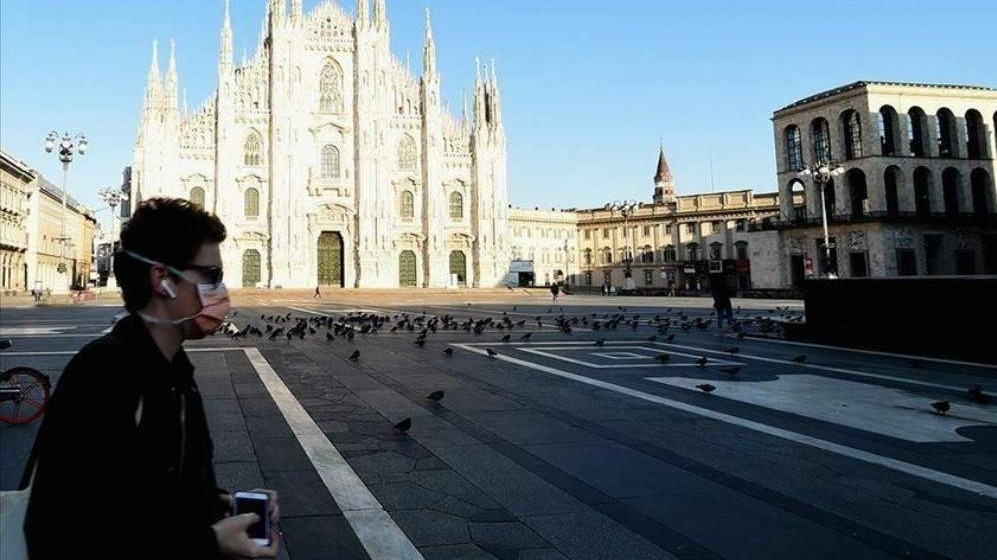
[132,0,509,288]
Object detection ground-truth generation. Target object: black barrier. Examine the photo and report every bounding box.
[801,276,997,363]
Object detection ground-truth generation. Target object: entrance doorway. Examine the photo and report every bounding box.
[317,231,344,287]
[790,255,806,287]
[399,250,417,287]
[449,250,467,286]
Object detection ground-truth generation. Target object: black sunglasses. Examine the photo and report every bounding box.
[184,264,224,285]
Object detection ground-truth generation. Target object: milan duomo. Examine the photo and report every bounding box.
[132,0,509,288]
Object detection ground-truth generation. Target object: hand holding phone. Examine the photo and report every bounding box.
[234,491,270,546]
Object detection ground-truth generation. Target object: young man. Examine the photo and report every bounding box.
[24,198,280,559]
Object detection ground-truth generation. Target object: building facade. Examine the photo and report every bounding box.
[575,148,785,293]
[753,81,997,287]
[133,0,508,289]
[0,149,32,292]
[508,207,579,287]
[24,173,97,293]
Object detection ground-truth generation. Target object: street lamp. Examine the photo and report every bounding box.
[797,159,844,279]
[97,185,129,289]
[611,199,639,290]
[44,130,88,293]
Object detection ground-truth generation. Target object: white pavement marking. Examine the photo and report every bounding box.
[0,333,101,338]
[243,348,424,560]
[651,341,970,393]
[737,335,997,371]
[517,345,743,369]
[0,327,69,335]
[646,374,997,443]
[452,343,997,500]
[0,351,77,356]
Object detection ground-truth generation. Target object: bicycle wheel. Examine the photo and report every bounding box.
[0,367,51,425]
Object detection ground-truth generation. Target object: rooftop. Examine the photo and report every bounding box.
[775,80,997,114]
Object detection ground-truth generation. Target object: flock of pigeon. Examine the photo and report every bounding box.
[220,303,990,433]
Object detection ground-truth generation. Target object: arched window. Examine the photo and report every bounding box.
[449,191,463,219]
[641,245,654,263]
[824,178,837,215]
[319,60,343,113]
[841,109,863,159]
[244,187,260,218]
[242,249,261,287]
[244,132,262,166]
[189,187,205,208]
[811,118,832,163]
[877,105,899,156]
[971,168,993,215]
[397,135,417,171]
[735,241,748,261]
[602,248,612,264]
[321,145,340,179]
[785,125,803,171]
[884,166,902,216]
[942,167,960,215]
[965,110,986,159]
[937,108,956,157]
[708,242,723,261]
[400,190,414,218]
[663,245,677,262]
[583,249,592,265]
[789,179,806,221]
[914,167,932,217]
[908,107,928,157]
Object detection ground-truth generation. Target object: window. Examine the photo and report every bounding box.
[908,107,928,157]
[942,168,960,215]
[937,108,956,157]
[665,224,672,234]
[735,219,746,232]
[642,225,651,236]
[966,110,985,159]
[585,230,591,240]
[643,270,653,285]
[972,168,993,215]
[602,228,609,239]
[877,106,898,156]
[602,248,612,264]
[244,132,262,166]
[735,242,748,261]
[925,234,943,275]
[663,245,677,262]
[319,60,343,113]
[811,118,832,163]
[400,190,414,218]
[914,167,931,217]
[686,243,699,261]
[584,249,592,265]
[711,221,721,234]
[785,125,804,171]
[321,145,340,179]
[244,187,259,218]
[841,109,863,159]
[686,223,695,235]
[397,135,417,170]
[449,191,463,219]
[585,271,592,286]
[641,247,654,263]
[709,242,722,260]
[849,253,868,277]
[189,187,205,208]
[896,249,917,276]
[884,166,901,216]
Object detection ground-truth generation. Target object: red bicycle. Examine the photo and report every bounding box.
[0,339,51,425]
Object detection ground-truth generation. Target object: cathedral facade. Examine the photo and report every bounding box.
[132,0,509,288]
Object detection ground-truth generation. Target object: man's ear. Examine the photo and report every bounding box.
[148,265,173,298]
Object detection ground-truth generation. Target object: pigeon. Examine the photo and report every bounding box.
[427,390,445,402]
[443,347,454,357]
[647,335,658,342]
[663,334,675,343]
[501,334,511,343]
[790,354,807,364]
[594,339,605,346]
[414,339,426,347]
[655,353,671,363]
[968,385,991,405]
[931,401,950,414]
[719,366,741,377]
[393,417,412,433]
[736,332,747,341]
[326,332,335,341]
[726,347,740,356]
[348,350,361,361]
[696,356,709,367]
[696,383,716,394]
[486,349,498,358]
[520,333,532,341]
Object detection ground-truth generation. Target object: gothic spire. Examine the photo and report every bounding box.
[357,0,369,29]
[270,0,285,25]
[165,39,178,108]
[423,8,437,77]
[220,0,233,70]
[146,39,161,88]
[654,145,673,183]
[291,0,302,24]
[374,0,387,31]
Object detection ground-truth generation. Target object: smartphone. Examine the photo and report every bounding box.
[233,491,270,546]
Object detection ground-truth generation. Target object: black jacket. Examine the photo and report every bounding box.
[24,314,227,559]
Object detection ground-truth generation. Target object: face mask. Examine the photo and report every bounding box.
[123,250,231,339]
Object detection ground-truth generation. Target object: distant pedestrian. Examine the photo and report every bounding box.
[313,285,321,299]
[550,282,560,302]
[710,273,734,329]
[23,198,281,559]
[667,280,675,297]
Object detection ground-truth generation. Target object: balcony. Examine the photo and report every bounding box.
[748,211,997,231]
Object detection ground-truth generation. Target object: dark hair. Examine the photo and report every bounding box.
[114,197,226,312]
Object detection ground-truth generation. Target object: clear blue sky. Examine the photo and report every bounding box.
[2,0,995,230]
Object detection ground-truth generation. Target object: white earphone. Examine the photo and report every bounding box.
[160,279,177,299]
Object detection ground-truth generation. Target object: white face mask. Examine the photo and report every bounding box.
[123,250,231,338]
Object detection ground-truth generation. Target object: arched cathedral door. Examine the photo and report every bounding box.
[399,250,417,287]
[449,250,467,286]
[317,232,343,287]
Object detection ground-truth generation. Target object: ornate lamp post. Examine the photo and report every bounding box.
[797,159,844,278]
[611,199,639,290]
[43,131,88,293]
[97,186,129,289]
